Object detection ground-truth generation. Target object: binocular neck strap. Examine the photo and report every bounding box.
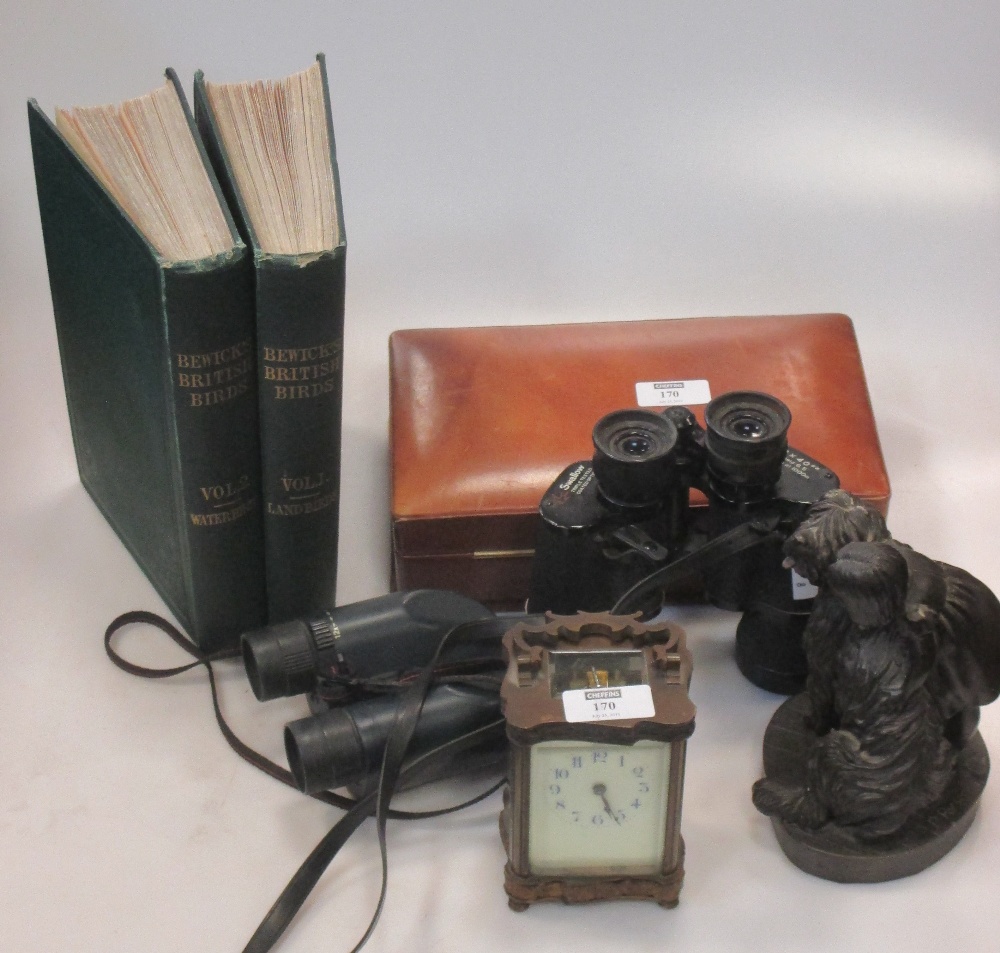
[104,610,506,953]
[612,514,785,614]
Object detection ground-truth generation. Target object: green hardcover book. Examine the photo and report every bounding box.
[194,55,346,623]
[29,71,267,651]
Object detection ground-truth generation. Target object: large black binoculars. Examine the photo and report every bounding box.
[527,391,840,692]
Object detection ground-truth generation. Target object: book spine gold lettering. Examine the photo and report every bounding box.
[266,484,338,517]
[176,337,254,407]
[261,339,342,400]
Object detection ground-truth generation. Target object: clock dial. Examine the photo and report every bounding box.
[527,739,671,875]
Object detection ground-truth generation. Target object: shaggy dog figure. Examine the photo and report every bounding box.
[753,491,1000,840]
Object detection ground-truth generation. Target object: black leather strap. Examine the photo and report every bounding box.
[106,610,361,811]
[104,611,507,952]
[611,515,784,614]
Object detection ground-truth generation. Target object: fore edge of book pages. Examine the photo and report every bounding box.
[55,81,235,264]
[202,61,339,257]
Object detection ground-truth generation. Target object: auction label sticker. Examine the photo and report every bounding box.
[791,569,819,600]
[562,685,656,723]
[635,379,712,407]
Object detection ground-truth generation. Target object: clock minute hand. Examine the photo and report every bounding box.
[592,783,621,825]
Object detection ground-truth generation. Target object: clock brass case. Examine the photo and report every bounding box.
[499,612,695,910]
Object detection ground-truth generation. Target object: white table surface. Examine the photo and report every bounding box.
[2,4,999,951]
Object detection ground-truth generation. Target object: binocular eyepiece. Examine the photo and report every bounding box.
[589,391,792,509]
[703,391,791,490]
[591,409,680,506]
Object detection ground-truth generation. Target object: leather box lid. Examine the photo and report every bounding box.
[390,313,889,557]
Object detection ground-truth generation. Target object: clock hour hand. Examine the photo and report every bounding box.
[592,783,622,825]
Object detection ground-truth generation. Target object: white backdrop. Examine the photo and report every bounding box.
[2,3,998,952]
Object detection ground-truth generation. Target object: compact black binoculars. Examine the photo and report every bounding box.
[242,590,532,794]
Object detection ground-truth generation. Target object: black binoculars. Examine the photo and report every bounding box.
[527,391,839,692]
[242,590,534,795]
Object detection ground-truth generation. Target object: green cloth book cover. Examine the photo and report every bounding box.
[194,54,347,623]
[28,71,268,650]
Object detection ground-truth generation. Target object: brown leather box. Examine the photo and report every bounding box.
[389,314,890,610]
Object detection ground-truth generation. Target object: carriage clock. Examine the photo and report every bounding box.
[499,612,695,910]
